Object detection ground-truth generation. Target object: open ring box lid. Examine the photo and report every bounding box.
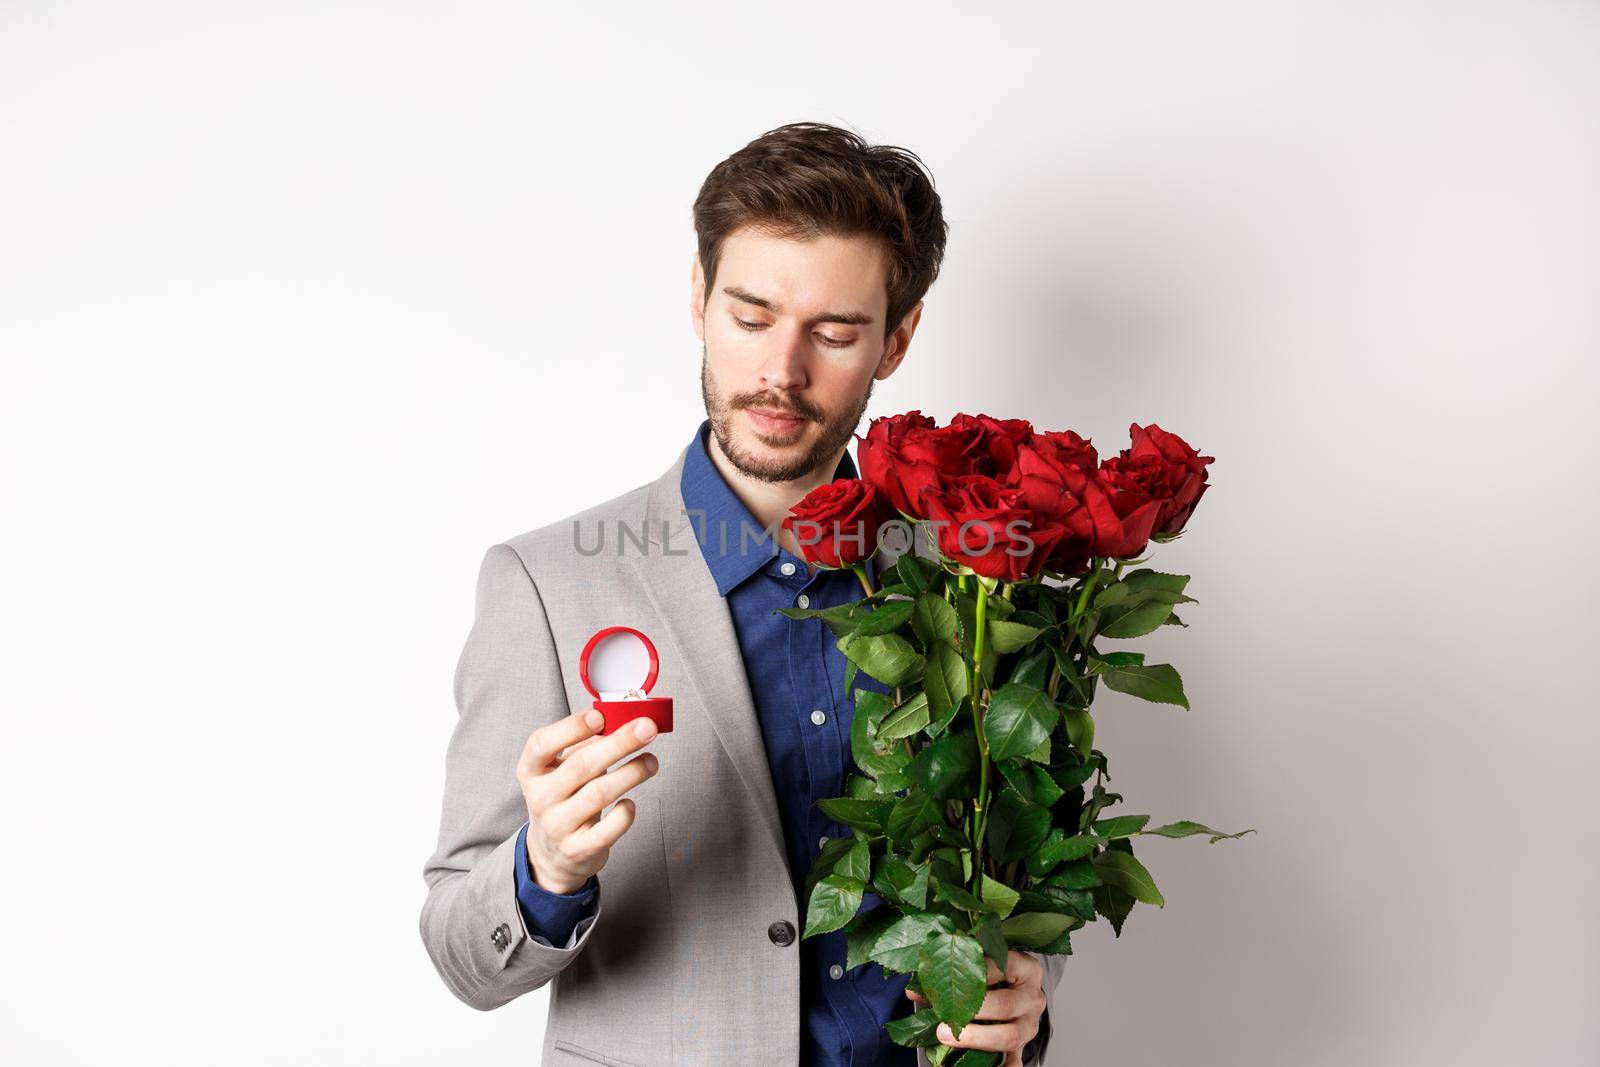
[578,625,674,735]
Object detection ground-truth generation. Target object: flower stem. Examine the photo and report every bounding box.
[969,577,991,896]
[851,564,875,599]
[1071,557,1103,623]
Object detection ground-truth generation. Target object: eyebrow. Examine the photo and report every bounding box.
[721,285,875,327]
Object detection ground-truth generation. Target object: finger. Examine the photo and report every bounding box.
[963,986,1030,1022]
[549,714,659,796]
[519,709,604,777]
[1005,948,1044,988]
[567,795,638,856]
[556,730,605,766]
[548,750,660,837]
[935,1018,1026,1053]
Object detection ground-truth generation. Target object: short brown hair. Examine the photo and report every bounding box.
[692,121,949,341]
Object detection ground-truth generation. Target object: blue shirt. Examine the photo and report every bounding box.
[513,419,1048,1064]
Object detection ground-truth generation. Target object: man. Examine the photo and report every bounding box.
[419,122,1063,1065]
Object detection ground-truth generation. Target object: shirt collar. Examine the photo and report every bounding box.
[681,417,866,597]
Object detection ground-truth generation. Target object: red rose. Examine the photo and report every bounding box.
[1099,423,1213,537]
[1012,435,1103,575]
[917,474,1066,582]
[782,478,895,569]
[857,410,962,518]
[942,412,1035,483]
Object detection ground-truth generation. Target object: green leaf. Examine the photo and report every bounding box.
[845,904,899,969]
[978,874,1020,919]
[1028,763,1065,805]
[873,855,931,910]
[907,731,981,800]
[985,617,1045,654]
[1019,734,1051,764]
[817,797,892,835]
[891,553,940,598]
[879,691,932,739]
[850,689,890,769]
[858,751,910,789]
[838,632,925,688]
[922,641,969,736]
[917,931,989,1035]
[803,835,859,903]
[1049,758,1097,791]
[872,912,954,972]
[1018,884,1096,921]
[1091,848,1165,906]
[911,593,959,647]
[934,876,984,912]
[951,1052,1002,1067]
[983,683,1058,762]
[997,760,1062,808]
[987,786,1052,864]
[1007,647,1052,690]
[1045,857,1102,890]
[1062,706,1094,756]
[884,1007,943,1048]
[887,791,944,848]
[1092,814,1151,839]
[1122,569,1191,596]
[971,911,1011,973]
[1097,599,1177,639]
[855,598,917,637]
[1040,832,1101,864]
[999,910,1076,949]
[1143,820,1257,843]
[1098,663,1189,709]
[839,836,871,881]
[803,873,864,937]
[775,602,865,625]
[1092,882,1136,937]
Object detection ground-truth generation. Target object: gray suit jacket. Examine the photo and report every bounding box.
[419,438,1065,1065]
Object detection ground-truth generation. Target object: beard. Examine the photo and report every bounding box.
[699,343,873,484]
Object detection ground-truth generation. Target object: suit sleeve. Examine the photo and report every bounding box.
[514,821,601,948]
[418,543,604,1010]
[1022,949,1067,1066]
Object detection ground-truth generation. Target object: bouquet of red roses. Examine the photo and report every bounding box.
[777,411,1252,1067]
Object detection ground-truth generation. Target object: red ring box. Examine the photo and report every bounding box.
[578,625,674,736]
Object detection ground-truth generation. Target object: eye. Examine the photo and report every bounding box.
[733,315,855,349]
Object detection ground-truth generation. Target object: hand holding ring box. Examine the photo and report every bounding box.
[578,625,675,736]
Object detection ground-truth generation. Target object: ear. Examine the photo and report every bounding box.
[876,301,923,379]
[689,252,708,341]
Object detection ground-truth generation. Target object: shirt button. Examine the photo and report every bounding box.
[780,561,796,576]
[810,709,826,726]
[796,593,810,608]
[818,834,830,849]
[829,964,845,980]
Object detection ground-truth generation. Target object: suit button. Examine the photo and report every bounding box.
[491,922,511,953]
[768,920,796,946]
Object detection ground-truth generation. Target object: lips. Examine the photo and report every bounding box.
[746,407,806,433]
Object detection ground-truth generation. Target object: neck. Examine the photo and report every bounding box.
[705,430,845,568]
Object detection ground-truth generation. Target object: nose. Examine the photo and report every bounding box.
[756,326,809,393]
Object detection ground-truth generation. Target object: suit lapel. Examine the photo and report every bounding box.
[628,439,908,888]
[629,443,790,872]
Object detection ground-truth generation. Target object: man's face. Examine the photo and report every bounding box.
[692,224,918,484]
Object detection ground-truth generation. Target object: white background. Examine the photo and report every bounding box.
[2,2,1595,1064]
